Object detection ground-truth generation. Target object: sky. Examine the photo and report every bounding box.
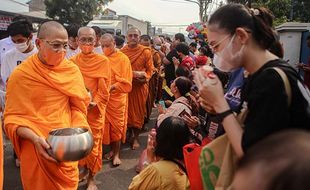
[106,0,200,34]
[12,0,202,34]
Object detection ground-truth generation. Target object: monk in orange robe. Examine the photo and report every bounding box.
[101,33,132,166]
[152,36,166,101]
[121,27,154,149]
[139,35,162,121]
[70,27,110,190]
[4,21,90,190]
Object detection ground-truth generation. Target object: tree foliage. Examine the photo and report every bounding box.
[44,0,113,26]
[182,0,213,22]
[227,0,310,26]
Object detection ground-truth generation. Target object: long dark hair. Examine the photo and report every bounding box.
[155,117,191,160]
[209,4,277,51]
[175,77,199,116]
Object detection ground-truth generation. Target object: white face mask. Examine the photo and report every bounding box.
[213,34,244,72]
[154,45,161,50]
[14,41,29,53]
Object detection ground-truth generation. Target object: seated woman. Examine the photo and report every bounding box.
[129,117,191,190]
[157,76,198,126]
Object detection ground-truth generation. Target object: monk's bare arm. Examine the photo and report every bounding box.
[16,127,57,162]
[16,127,38,143]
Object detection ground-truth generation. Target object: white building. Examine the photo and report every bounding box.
[276,22,310,65]
[89,10,149,35]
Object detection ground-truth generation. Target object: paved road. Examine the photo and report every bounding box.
[3,109,158,190]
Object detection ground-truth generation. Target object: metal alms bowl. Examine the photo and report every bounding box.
[47,128,94,162]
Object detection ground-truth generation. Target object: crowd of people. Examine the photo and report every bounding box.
[0,3,310,190]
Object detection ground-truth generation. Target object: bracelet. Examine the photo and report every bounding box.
[214,109,233,123]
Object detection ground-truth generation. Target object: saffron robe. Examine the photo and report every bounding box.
[4,54,90,190]
[121,44,154,129]
[70,52,111,175]
[103,50,132,144]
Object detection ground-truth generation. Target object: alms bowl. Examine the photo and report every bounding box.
[47,128,94,162]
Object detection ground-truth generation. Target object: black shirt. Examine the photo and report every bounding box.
[165,49,180,85]
[242,59,310,151]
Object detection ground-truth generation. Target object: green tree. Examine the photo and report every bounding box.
[226,0,310,26]
[292,0,310,22]
[44,0,113,25]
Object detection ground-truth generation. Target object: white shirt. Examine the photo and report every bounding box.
[94,46,103,54]
[1,46,37,85]
[66,47,80,59]
[0,37,14,66]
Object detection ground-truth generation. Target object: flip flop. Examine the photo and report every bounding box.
[103,151,113,161]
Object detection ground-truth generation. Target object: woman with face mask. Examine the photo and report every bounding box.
[198,4,310,158]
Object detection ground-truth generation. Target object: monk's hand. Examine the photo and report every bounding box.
[33,136,58,163]
[183,115,200,129]
[88,102,97,110]
[134,76,147,83]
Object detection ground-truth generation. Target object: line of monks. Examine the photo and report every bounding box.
[0,21,162,190]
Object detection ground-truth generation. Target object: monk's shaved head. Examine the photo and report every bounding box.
[127,27,141,35]
[127,27,141,48]
[37,21,67,39]
[101,33,116,54]
[101,33,114,42]
[78,27,96,37]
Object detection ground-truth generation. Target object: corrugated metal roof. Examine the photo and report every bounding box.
[1,0,29,13]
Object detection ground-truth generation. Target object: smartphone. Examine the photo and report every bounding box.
[179,109,191,118]
[158,100,166,110]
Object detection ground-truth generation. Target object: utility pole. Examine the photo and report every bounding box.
[290,0,294,21]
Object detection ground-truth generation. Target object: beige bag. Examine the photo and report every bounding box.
[199,134,237,190]
[198,67,292,190]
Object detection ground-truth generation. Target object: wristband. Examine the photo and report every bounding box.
[214,109,233,123]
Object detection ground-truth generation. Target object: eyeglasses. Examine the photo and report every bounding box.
[209,34,231,53]
[41,40,68,51]
[78,37,95,44]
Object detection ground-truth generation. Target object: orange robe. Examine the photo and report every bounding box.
[121,44,154,129]
[146,49,162,120]
[4,54,90,190]
[103,50,132,145]
[70,52,111,176]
